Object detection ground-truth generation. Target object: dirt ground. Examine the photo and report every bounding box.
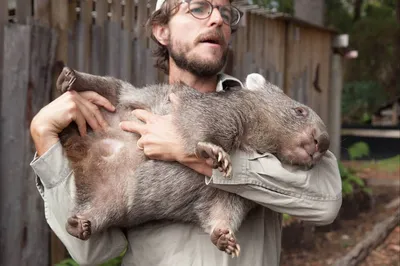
[280,160,400,266]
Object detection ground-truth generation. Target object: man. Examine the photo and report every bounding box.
[30,0,342,265]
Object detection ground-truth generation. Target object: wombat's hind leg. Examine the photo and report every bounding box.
[196,142,232,178]
[57,67,77,93]
[211,225,241,258]
[66,215,92,240]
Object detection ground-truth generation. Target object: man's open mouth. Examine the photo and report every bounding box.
[200,39,220,45]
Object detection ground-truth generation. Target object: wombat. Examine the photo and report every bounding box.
[56,67,330,257]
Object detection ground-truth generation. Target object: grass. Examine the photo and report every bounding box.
[361,155,400,173]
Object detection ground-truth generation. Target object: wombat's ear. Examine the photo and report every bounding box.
[245,73,267,91]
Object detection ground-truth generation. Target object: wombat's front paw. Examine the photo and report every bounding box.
[195,142,232,178]
[57,67,77,93]
[66,215,92,240]
[211,227,241,258]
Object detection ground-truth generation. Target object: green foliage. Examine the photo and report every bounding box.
[251,0,294,14]
[324,0,354,33]
[326,0,399,124]
[348,141,370,160]
[339,142,371,196]
[282,213,291,221]
[56,253,124,266]
[374,155,400,172]
[56,256,123,266]
[341,81,388,124]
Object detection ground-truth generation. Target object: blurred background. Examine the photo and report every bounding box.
[0,0,399,265]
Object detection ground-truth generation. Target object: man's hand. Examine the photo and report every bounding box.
[30,90,115,156]
[119,109,183,161]
[120,109,213,176]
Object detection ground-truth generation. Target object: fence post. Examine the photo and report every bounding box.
[0,0,7,111]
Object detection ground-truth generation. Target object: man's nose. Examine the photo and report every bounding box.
[208,7,224,27]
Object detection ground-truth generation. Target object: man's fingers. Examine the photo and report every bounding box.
[75,94,109,129]
[72,110,87,137]
[132,109,154,123]
[119,121,146,135]
[80,91,116,112]
[74,97,104,132]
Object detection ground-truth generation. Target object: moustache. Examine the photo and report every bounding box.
[195,30,226,46]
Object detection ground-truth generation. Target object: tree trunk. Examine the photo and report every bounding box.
[353,0,364,22]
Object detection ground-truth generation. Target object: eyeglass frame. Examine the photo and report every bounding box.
[170,0,243,27]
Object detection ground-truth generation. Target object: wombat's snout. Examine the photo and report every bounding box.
[314,131,330,154]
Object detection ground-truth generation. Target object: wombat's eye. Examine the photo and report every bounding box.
[293,107,308,117]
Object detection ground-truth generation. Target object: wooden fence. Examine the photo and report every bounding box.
[0,0,338,265]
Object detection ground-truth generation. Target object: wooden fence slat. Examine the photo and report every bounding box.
[106,1,122,78]
[22,24,57,265]
[67,1,77,70]
[0,0,7,114]
[107,22,121,78]
[34,0,51,26]
[0,24,31,265]
[121,0,133,81]
[135,1,148,85]
[77,0,93,72]
[91,0,108,75]
[51,0,70,98]
[16,0,32,24]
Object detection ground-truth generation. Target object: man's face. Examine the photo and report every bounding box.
[167,0,232,77]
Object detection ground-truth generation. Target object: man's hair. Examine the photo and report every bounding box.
[146,0,235,75]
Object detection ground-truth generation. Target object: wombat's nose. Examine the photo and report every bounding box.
[315,133,330,153]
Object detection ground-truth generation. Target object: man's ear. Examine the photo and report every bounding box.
[153,24,170,45]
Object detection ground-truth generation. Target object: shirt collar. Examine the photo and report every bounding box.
[216,73,244,92]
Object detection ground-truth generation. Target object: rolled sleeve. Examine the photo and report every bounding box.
[30,140,72,190]
[205,150,342,225]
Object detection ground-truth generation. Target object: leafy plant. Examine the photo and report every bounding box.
[339,141,372,196]
[56,252,124,266]
[348,141,370,160]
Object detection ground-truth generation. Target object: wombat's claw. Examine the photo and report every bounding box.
[195,142,232,179]
[66,215,92,240]
[57,67,77,93]
[211,228,241,258]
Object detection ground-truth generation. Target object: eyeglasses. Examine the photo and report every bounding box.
[172,0,242,27]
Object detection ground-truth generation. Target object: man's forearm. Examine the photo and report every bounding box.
[30,119,60,156]
[178,154,213,177]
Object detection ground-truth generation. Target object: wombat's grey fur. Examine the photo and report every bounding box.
[57,67,330,257]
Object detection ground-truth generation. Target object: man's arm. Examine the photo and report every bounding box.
[119,109,342,225]
[29,90,125,265]
[203,150,342,225]
[30,141,127,265]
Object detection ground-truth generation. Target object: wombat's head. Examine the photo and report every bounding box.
[245,73,330,167]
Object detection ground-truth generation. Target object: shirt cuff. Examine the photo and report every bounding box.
[205,149,342,201]
[30,140,72,189]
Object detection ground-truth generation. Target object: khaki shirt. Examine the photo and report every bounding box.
[30,74,342,266]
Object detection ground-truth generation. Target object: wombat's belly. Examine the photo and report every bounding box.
[119,160,208,227]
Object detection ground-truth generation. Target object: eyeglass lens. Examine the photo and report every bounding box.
[188,0,240,26]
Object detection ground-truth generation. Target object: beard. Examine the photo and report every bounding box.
[168,34,229,77]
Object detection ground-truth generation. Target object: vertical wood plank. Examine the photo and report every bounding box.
[135,0,148,86]
[107,1,122,77]
[121,0,133,81]
[34,0,51,26]
[51,0,70,98]
[67,1,78,70]
[0,24,31,266]
[0,0,7,112]
[16,0,32,24]
[77,0,93,72]
[21,24,57,265]
[92,0,108,75]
